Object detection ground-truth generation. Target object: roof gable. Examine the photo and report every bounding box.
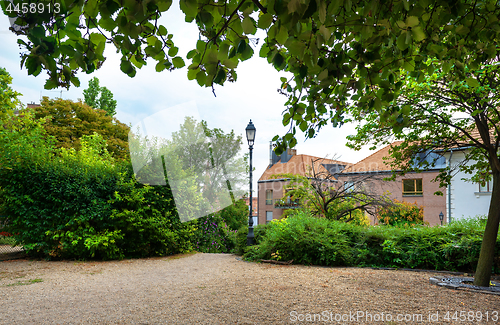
[343,141,403,173]
[259,154,351,181]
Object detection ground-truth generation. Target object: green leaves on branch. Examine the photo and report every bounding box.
[3,0,500,154]
[3,0,180,88]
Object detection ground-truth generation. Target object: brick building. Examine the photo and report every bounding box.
[243,197,258,216]
[337,142,447,226]
[257,148,349,225]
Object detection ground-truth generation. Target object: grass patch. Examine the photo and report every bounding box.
[6,278,43,286]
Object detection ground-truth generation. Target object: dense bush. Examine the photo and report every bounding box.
[244,212,363,266]
[194,214,235,253]
[243,211,500,273]
[0,115,195,259]
[190,198,252,253]
[104,174,196,259]
[233,224,267,256]
[216,199,249,231]
[376,199,426,226]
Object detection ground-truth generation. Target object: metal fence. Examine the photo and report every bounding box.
[0,233,26,261]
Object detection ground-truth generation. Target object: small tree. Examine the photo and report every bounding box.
[0,67,21,120]
[83,77,117,117]
[273,158,392,224]
[31,97,130,160]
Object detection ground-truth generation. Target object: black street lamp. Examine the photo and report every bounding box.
[439,211,444,226]
[246,120,256,246]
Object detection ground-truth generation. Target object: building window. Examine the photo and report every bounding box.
[344,181,353,192]
[403,179,423,196]
[479,180,492,193]
[266,211,273,224]
[343,180,363,192]
[266,190,273,205]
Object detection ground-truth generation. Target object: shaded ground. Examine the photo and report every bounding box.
[1,253,499,324]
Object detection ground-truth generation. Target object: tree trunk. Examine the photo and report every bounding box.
[474,172,500,287]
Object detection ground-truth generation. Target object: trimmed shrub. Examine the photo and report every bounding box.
[244,211,363,266]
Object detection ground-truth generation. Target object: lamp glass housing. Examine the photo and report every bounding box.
[246,120,256,146]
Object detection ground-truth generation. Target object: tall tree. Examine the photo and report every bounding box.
[347,62,500,286]
[2,0,500,151]
[128,116,247,220]
[128,129,205,222]
[168,116,247,203]
[31,97,130,160]
[83,77,117,116]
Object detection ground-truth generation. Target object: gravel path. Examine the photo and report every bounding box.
[1,253,499,324]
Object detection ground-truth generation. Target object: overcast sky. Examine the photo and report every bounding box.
[0,4,376,194]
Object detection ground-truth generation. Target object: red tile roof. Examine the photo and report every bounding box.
[259,154,351,181]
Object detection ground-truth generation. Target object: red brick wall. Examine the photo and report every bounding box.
[257,180,291,225]
[243,197,258,216]
[347,171,446,226]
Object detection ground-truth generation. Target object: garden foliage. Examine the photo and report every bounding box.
[375,199,426,227]
[215,198,249,231]
[243,211,500,273]
[0,108,252,260]
[0,113,195,259]
[193,199,249,253]
[194,214,235,253]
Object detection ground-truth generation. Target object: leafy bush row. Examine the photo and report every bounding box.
[242,211,500,273]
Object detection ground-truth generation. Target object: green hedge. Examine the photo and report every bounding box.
[0,116,195,259]
[243,211,500,273]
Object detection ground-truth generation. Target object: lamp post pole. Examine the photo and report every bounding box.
[246,120,256,246]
